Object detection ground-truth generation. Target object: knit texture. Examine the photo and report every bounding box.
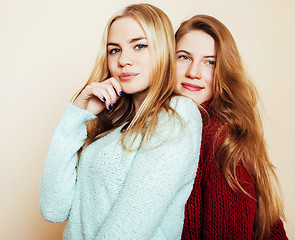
[181,100,288,240]
[40,96,202,240]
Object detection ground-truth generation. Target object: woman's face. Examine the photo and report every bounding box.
[107,17,152,100]
[175,30,215,104]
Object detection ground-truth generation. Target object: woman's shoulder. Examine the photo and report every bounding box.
[170,95,197,108]
[169,96,201,121]
[146,96,202,149]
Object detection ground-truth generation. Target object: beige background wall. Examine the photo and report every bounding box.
[1,0,294,239]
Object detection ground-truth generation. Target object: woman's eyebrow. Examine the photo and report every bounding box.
[107,42,119,47]
[176,49,191,55]
[107,37,147,47]
[130,37,147,43]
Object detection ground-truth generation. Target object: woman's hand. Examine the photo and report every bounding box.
[73,77,123,115]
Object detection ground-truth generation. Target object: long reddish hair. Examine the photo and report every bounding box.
[175,15,284,239]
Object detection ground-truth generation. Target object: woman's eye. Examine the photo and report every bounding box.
[109,48,121,54]
[205,60,215,66]
[135,44,148,50]
[178,55,190,61]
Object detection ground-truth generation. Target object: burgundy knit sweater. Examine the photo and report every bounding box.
[181,101,288,240]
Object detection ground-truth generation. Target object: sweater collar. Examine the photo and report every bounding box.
[201,99,212,112]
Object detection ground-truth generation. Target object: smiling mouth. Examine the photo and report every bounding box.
[119,72,139,81]
[181,83,204,91]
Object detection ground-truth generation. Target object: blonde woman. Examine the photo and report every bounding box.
[39,4,202,240]
[174,15,287,239]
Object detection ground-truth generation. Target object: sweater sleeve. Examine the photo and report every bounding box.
[95,97,202,240]
[39,104,96,223]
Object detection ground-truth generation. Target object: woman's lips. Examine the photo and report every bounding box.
[119,72,139,81]
[181,82,204,91]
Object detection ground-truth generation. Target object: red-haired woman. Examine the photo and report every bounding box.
[174,14,288,239]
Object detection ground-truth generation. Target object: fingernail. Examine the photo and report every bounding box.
[102,97,106,101]
[108,104,112,110]
[119,91,123,96]
[112,102,116,108]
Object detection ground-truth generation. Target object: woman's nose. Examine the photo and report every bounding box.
[118,50,133,67]
[186,62,201,79]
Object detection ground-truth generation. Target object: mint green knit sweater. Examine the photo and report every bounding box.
[40,96,202,240]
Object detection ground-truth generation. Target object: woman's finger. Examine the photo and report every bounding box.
[104,84,118,109]
[90,82,116,110]
[92,87,111,109]
[109,77,123,97]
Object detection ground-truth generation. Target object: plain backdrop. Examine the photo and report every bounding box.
[1,0,294,239]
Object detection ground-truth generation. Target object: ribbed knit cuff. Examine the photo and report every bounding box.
[53,103,97,138]
[63,103,97,124]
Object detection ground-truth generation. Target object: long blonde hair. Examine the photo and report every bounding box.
[73,4,176,150]
[175,15,284,239]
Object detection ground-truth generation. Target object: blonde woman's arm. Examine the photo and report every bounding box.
[39,104,96,222]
